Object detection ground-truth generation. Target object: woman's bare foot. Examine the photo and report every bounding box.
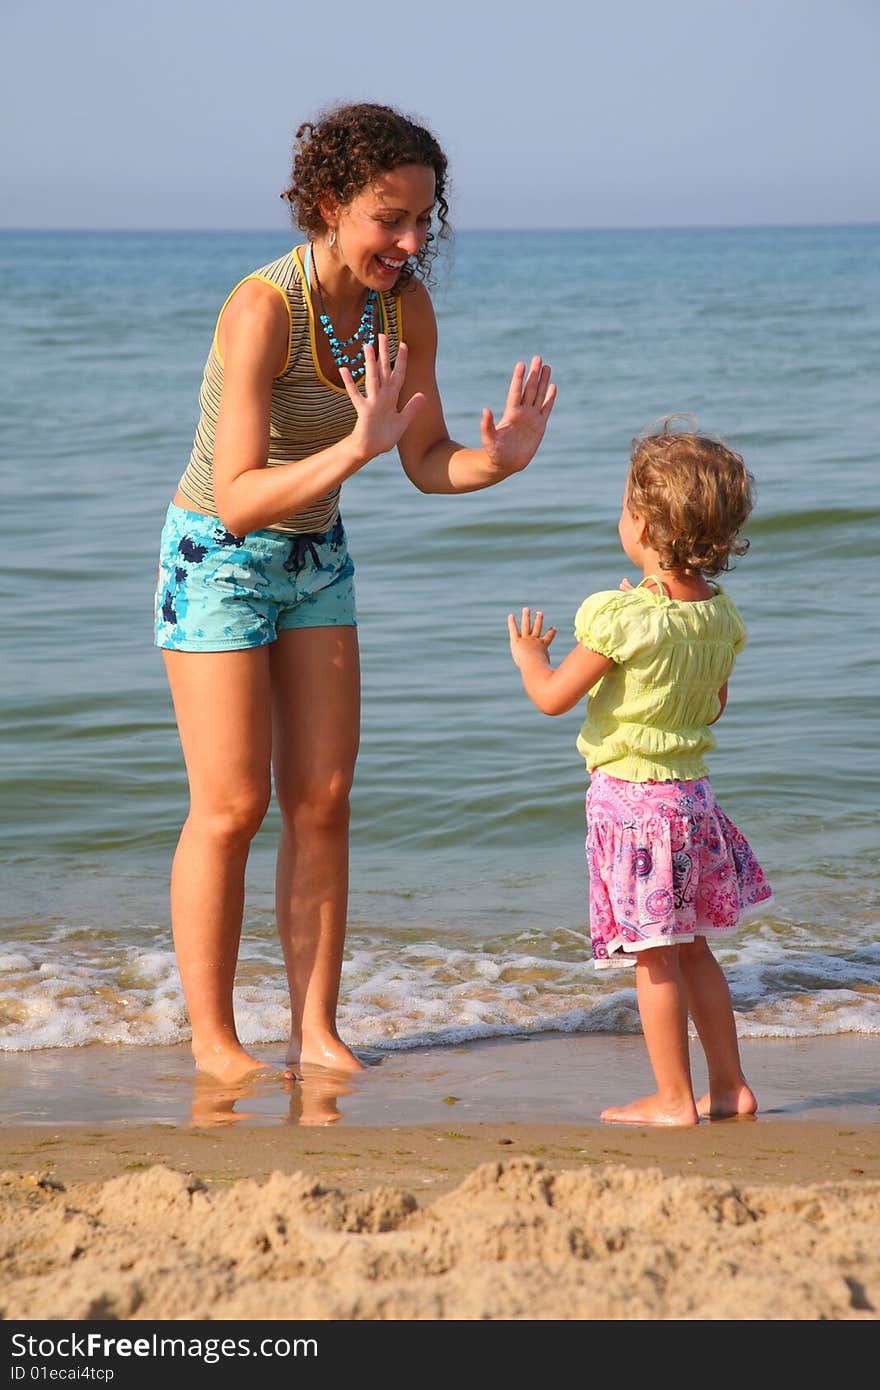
[601,1093,700,1126]
[190,1082,257,1129]
[287,1029,366,1073]
[286,1065,358,1126]
[697,1081,758,1119]
[192,1041,275,1084]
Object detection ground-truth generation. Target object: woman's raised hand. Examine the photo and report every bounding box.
[341,335,425,463]
[480,357,557,475]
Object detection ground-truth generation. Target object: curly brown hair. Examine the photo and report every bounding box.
[626,419,755,577]
[280,102,450,288]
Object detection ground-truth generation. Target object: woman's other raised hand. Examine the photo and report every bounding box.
[480,357,557,477]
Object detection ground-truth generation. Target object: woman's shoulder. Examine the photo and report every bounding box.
[396,275,434,316]
[250,245,305,290]
[221,275,290,331]
[398,274,432,305]
[394,276,436,351]
[222,248,303,321]
[215,271,292,372]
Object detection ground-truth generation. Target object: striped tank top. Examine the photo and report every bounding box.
[176,247,403,535]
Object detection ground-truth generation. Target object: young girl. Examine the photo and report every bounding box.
[507,423,771,1126]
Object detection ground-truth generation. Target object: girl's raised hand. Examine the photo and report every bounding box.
[507,606,558,669]
[342,335,426,463]
[481,357,557,476]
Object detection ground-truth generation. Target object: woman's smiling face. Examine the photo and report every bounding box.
[329,164,436,289]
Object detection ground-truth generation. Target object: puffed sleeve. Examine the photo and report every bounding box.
[573,590,630,663]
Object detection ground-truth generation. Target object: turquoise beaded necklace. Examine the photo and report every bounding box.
[306,243,377,381]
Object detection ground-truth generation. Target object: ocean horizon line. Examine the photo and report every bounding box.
[2,220,878,237]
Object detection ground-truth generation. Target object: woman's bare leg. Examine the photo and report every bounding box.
[163,647,273,1082]
[679,937,757,1117]
[601,946,700,1126]
[270,625,363,1071]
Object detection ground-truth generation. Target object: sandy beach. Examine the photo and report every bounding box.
[1,1032,878,1322]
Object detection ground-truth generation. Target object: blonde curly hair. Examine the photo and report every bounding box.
[626,419,755,577]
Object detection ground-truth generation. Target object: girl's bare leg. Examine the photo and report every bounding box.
[679,937,757,1117]
[270,625,364,1072]
[601,946,700,1126]
[163,648,273,1083]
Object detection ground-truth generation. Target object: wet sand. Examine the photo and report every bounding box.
[1,1033,878,1320]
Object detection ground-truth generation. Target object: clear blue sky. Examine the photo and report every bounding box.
[3,0,878,230]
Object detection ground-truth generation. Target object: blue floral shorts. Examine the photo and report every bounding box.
[153,503,356,652]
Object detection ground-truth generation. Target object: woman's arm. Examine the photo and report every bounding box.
[212,281,423,535]
[508,608,614,716]
[395,283,556,494]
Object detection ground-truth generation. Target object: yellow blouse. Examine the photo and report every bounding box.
[574,578,747,782]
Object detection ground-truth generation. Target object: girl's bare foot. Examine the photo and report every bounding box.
[287,1030,366,1073]
[601,1093,700,1126]
[697,1081,758,1119]
[192,1041,275,1084]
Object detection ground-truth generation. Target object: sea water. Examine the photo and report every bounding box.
[1,224,878,1052]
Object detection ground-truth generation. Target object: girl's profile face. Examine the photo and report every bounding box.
[332,164,436,290]
[618,487,645,568]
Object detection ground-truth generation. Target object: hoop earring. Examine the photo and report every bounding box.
[328,230,337,248]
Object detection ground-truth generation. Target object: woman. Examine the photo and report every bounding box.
[154,102,556,1082]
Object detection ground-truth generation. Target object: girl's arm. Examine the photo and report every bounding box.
[212,281,424,535]
[508,608,614,716]
[395,283,556,494]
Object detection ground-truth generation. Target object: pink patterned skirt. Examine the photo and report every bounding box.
[585,771,772,969]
